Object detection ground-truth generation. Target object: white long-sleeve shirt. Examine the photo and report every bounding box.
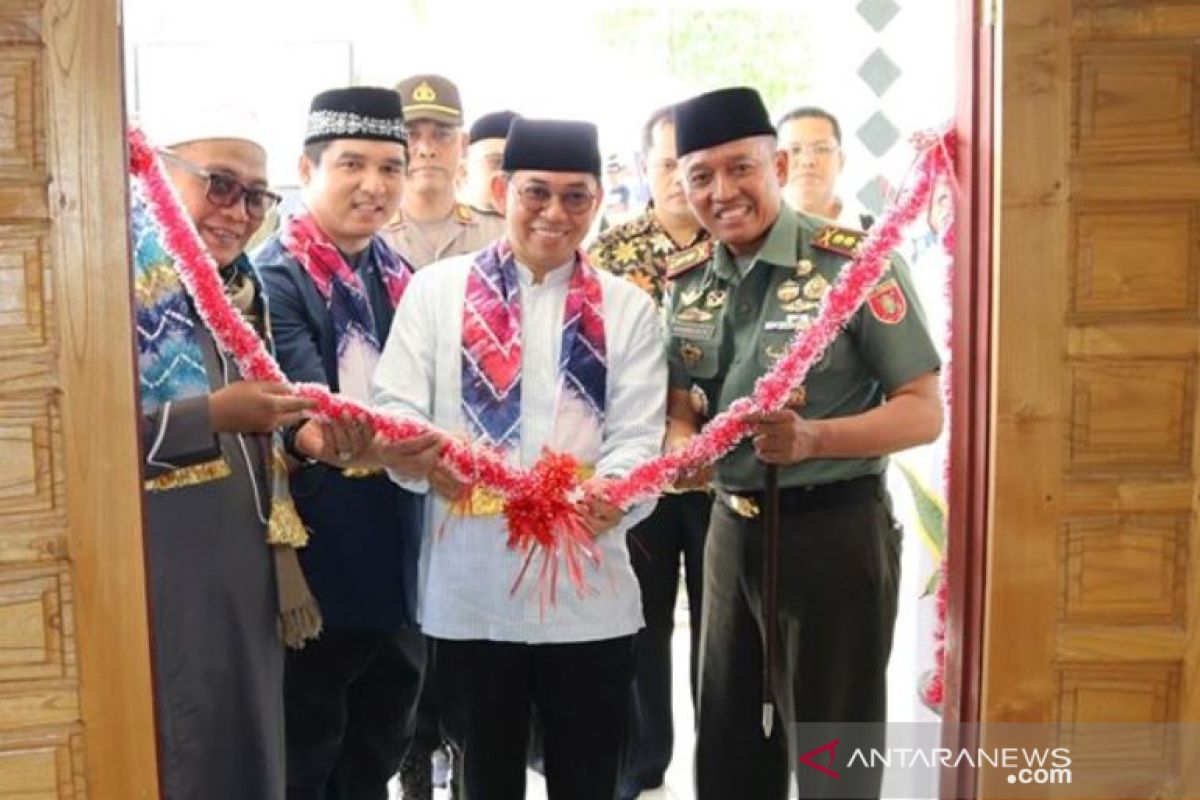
[372,251,667,643]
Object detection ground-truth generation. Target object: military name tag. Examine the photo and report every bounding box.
[674,321,716,340]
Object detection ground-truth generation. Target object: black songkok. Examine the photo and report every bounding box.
[469,110,521,145]
[673,86,776,158]
[501,118,601,177]
[304,86,406,146]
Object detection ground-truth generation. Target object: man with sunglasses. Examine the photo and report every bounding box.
[136,107,314,800]
[381,74,504,268]
[372,118,666,800]
[253,87,426,800]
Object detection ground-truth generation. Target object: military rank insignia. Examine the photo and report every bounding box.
[811,225,866,258]
[666,240,713,279]
[868,278,908,324]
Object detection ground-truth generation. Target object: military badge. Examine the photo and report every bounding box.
[785,386,807,410]
[796,258,815,277]
[679,283,704,307]
[764,343,787,365]
[780,298,819,314]
[777,280,802,303]
[803,274,831,301]
[679,342,703,367]
[867,279,908,324]
[689,385,710,416]
[704,289,728,308]
[676,306,714,323]
[812,225,866,259]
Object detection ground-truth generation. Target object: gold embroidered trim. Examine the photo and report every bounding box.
[144,458,232,492]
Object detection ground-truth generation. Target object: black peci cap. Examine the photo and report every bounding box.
[501,118,601,177]
[305,86,406,145]
[673,86,776,158]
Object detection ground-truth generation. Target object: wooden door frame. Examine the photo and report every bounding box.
[941,0,993,796]
[49,1,160,796]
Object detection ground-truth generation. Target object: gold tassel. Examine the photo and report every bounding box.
[144,458,231,492]
[272,546,322,649]
[267,497,310,548]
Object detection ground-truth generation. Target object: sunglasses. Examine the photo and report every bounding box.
[160,151,282,219]
[513,182,597,216]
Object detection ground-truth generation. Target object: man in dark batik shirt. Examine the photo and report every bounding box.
[589,105,709,307]
[587,104,712,800]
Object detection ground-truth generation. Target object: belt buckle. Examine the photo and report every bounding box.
[727,493,760,519]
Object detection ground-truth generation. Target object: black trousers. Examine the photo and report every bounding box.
[694,479,901,800]
[284,627,426,800]
[620,491,710,799]
[435,636,636,800]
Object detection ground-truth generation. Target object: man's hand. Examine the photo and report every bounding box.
[428,461,469,502]
[664,431,714,490]
[209,381,314,434]
[742,410,821,465]
[576,479,626,538]
[295,417,376,467]
[374,429,444,481]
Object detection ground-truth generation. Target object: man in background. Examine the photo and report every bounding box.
[382,74,503,267]
[588,104,711,800]
[777,105,875,230]
[458,109,520,218]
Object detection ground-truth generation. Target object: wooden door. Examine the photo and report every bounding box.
[0,0,157,797]
[987,0,1200,795]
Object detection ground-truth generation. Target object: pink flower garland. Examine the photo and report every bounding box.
[129,124,957,598]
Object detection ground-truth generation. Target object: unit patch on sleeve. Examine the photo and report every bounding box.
[867,278,908,324]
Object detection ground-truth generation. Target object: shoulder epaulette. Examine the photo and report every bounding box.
[811,224,866,259]
[665,240,713,279]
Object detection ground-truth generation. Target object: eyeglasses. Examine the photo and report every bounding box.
[513,183,597,215]
[159,151,282,219]
[788,142,840,158]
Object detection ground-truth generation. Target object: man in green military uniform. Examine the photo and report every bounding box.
[666,87,943,799]
[588,105,710,800]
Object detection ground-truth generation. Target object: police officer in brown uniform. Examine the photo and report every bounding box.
[666,87,943,799]
[588,104,710,800]
[382,74,504,268]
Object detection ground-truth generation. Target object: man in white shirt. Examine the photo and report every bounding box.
[372,118,666,800]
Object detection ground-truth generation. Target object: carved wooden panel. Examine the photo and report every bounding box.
[1071,204,1197,317]
[1066,359,1194,475]
[1056,662,1180,774]
[0,728,82,799]
[0,393,58,517]
[1076,45,1198,160]
[0,223,49,350]
[0,46,43,179]
[1060,515,1188,624]
[0,568,70,682]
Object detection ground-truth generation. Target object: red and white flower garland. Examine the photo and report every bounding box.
[128,125,957,598]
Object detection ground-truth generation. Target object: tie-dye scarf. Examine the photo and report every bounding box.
[461,239,607,456]
[281,212,412,402]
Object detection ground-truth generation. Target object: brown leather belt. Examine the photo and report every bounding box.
[716,474,881,519]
